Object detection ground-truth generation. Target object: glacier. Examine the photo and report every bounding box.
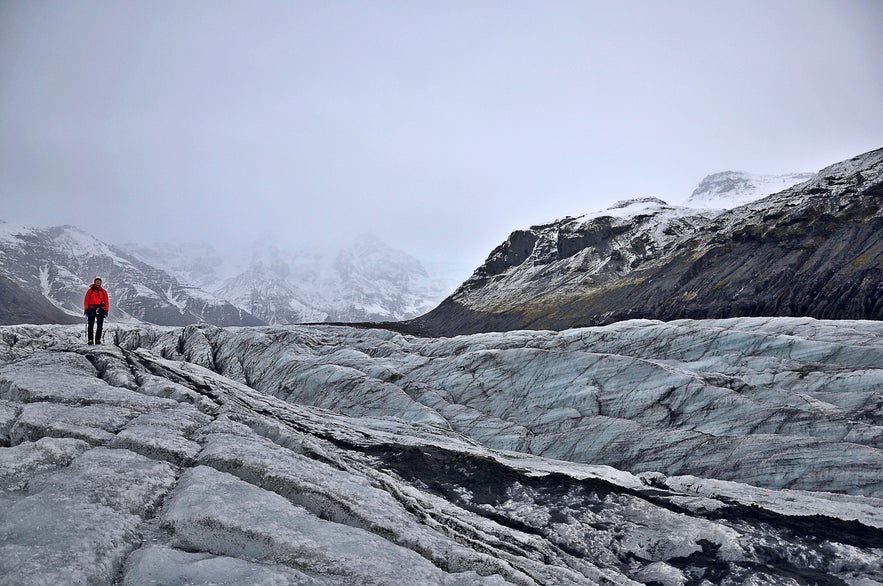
[0,318,881,584]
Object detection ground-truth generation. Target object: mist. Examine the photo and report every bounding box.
[2,1,882,272]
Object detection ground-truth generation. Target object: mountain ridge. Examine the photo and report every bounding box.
[406,147,883,336]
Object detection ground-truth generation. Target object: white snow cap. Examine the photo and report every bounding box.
[686,171,814,210]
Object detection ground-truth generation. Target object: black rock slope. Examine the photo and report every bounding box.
[409,148,883,336]
[0,274,79,325]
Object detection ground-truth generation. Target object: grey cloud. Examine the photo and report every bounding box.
[1,1,881,270]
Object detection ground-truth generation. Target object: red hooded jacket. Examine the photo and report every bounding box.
[84,284,110,312]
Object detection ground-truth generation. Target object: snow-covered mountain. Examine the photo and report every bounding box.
[1,318,881,584]
[410,147,883,336]
[0,218,458,328]
[125,235,454,325]
[685,170,814,209]
[0,222,262,327]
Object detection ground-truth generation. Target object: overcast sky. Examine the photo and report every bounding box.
[2,1,882,271]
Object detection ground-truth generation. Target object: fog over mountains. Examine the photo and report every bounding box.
[0,166,821,329]
[0,225,455,328]
[1,149,881,584]
[122,235,456,325]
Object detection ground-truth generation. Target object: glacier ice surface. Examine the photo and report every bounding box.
[0,317,880,584]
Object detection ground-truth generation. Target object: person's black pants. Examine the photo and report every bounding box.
[86,309,105,343]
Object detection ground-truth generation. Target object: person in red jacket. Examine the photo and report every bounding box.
[83,277,109,345]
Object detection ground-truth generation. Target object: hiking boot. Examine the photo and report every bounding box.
[95,340,101,345]
[87,340,94,345]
